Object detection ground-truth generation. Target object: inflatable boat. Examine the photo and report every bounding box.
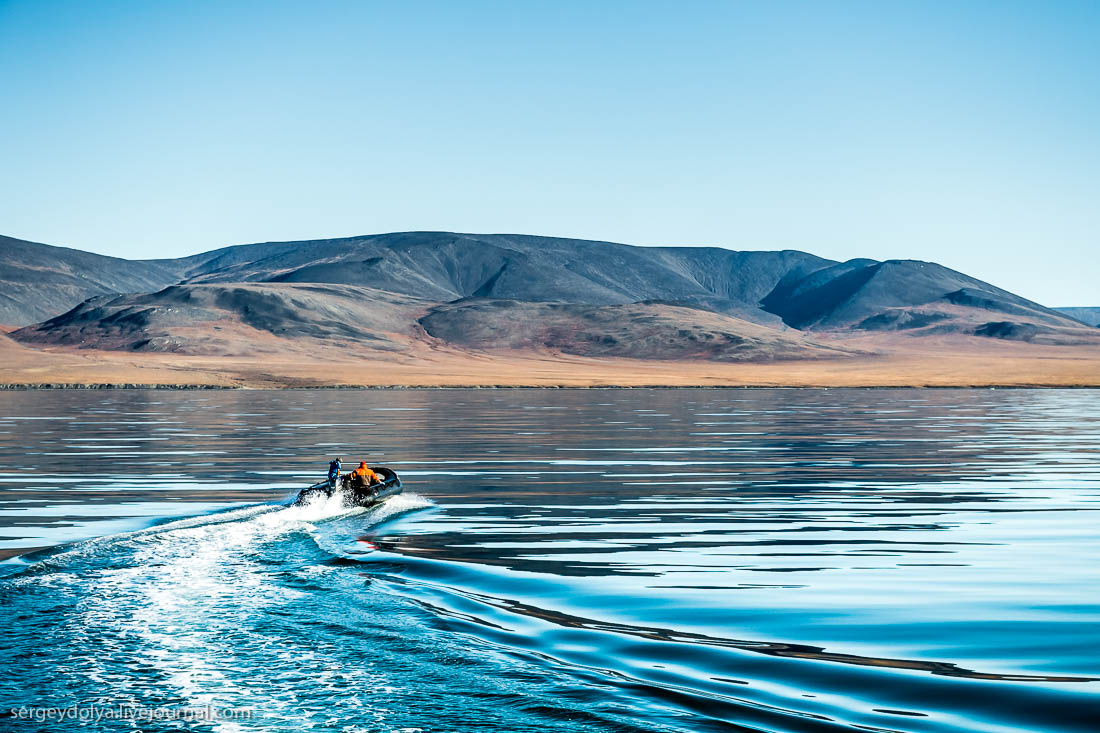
[295,466,402,507]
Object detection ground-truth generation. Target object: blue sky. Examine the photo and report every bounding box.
[1,0,1097,305]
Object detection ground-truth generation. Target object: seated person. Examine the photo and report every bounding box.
[346,461,381,489]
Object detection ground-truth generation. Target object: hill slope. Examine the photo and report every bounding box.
[12,284,431,356]
[761,259,1092,342]
[419,299,854,362]
[0,235,180,326]
[157,231,1089,341]
[168,232,832,326]
[4,230,1095,352]
[12,283,856,361]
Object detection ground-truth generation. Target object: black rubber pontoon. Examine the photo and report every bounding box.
[295,466,402,507]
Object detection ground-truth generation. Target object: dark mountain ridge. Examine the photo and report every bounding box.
[0,235,181,326]
[171,232,834,323]
[4,231,1095,355]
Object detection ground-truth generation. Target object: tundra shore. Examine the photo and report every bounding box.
[2,333,1098,388]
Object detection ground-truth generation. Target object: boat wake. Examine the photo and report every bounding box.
[3,489,1098,733]
[1,493,440,732]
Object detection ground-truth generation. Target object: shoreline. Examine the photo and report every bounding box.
[2,383,1100,390]
[3,334,1100,389]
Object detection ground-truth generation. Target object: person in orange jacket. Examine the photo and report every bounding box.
[347,461,381,489]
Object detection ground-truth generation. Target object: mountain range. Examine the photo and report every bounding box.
[2,231,1097,364]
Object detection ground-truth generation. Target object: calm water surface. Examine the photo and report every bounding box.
[0,388,1097,732]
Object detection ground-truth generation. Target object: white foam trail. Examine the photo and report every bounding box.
[48,490,435,731]
[18,488,428,573]
[12,504,277,574]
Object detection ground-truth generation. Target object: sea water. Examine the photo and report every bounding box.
[0,388,1097,732]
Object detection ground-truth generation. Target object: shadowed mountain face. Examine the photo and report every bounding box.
[5,231,1097,355]
[761,260,1074,331]
[756,259,1098,344]
[0,235,180,326]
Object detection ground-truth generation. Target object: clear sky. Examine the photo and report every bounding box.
[1,0,1097,305]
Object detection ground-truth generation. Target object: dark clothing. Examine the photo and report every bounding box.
[325,460,342,495]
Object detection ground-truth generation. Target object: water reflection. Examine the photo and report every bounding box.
[0,388,1098,732]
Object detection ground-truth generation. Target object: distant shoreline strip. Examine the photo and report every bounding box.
[0,383,1096,390]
